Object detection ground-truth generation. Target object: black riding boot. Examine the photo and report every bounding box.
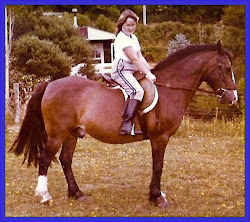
[120,99,142,135]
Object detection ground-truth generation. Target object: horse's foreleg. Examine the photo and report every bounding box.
[35,137,62,203]
[149,135,169,208]
[59,134,86,201]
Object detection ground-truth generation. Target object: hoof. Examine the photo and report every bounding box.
[150,191,170,208]
[68,190,86,201]
[155,195,170,208]
[35,190,52,204]
[77,195,87,202]
[42,199,53,205]
[41,194,52,204]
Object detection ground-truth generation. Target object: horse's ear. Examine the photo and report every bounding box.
[217,40,223,55]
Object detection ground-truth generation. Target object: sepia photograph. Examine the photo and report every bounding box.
[2,1,246,220]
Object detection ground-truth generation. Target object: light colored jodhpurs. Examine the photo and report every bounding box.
[111,59,144,101]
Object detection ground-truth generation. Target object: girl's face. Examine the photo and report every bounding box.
[122,17,137,35]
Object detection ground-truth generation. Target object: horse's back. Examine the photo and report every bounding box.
[43,76,95,97]
[42,76,122,122]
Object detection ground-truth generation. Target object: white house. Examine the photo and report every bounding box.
[79,26,115,64]
[71,27,115,76]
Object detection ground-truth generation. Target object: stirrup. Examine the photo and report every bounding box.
[131,124,142,136]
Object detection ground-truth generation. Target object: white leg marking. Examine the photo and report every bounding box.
[35,175,52,203]
[160,191,166,199]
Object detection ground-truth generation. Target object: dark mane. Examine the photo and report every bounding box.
[153,44,218,72]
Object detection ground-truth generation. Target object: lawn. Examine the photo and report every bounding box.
[5,118,245,217]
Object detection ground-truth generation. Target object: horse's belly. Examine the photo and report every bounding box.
[88,130,144,144]
[85,109,144,144]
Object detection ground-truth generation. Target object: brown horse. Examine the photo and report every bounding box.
[10,41,238,208]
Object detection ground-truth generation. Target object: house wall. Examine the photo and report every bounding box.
[91,42,104,63]
[90,40,114,63]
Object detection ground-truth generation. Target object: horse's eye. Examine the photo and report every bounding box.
[226,67,231,72]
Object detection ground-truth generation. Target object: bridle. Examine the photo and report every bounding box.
[216,53,237,98]
[154,52,237,97]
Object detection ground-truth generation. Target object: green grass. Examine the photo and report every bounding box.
[5,118,245,217]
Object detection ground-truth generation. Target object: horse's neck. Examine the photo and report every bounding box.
[156,53,211,108]
[158,50,216,90]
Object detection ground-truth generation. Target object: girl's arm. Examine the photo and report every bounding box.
[137,51,151,70]
[123,47,156,82]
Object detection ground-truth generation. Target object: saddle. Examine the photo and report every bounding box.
[101,71,159,135]
[101,71,158,115]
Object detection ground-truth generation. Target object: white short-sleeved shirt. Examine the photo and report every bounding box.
[114,31,141,62]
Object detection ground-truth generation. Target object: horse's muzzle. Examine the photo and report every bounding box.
[218,89,238,105]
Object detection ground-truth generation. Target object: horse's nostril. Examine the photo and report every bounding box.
[232,97,237,104]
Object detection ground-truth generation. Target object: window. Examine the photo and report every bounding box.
[92,43,104,63]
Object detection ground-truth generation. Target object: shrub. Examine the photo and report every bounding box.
[222,26,245,58]
[222,5,245,28]
[141,46,166,63]
[63,36,92,64]
[95,14,115,33]
[77,14,91,26]
[167,33,191,55]
[12,35,73,80]
[30,15,93,64]
[237,77,245,112]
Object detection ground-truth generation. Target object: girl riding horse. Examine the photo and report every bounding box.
[111,9,156,135]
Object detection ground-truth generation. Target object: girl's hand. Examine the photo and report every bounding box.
[146,71,156,82]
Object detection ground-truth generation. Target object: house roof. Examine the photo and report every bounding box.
[79,26,115,41]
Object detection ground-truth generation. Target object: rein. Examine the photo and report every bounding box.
[154,82,217,95]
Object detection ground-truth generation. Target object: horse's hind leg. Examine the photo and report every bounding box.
[35,137,62,203]
[59,134,86,201]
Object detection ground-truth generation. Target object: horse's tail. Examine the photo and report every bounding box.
[9,82,49,167]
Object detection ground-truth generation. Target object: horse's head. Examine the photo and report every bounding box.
[203,41,238,105]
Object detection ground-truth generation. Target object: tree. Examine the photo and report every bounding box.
[12,35,73,80]
[76,14,91,27]
[222,5,245,28]
[5,6,15,112]
[29,15,93,65]
[11,10,94,79]
[11,6,42,40]
[95,14,115,33]
[167,33,191,55]
[79,5,120,21]
[146,5,225,24]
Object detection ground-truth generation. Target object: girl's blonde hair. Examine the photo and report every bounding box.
[115,9,139,35]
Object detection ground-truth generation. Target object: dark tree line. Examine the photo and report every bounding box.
[12,5,239,25]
